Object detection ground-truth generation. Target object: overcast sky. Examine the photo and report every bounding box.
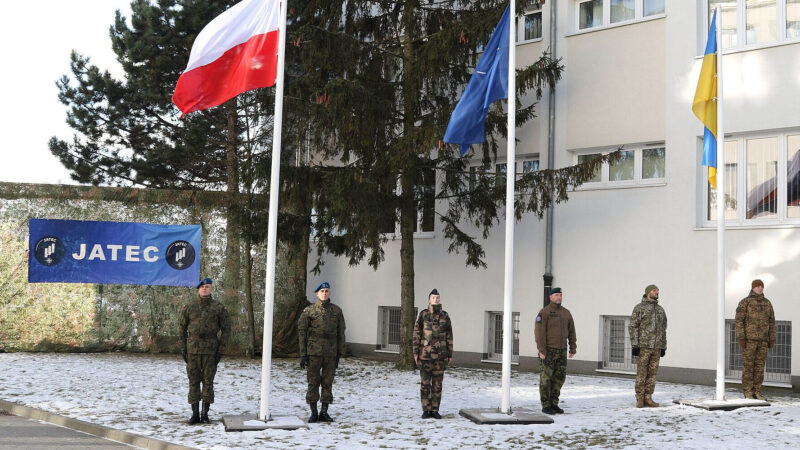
[0,1,133,185]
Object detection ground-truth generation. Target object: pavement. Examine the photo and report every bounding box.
[0,403,193,450]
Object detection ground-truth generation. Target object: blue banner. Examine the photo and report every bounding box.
[28,219,201,287]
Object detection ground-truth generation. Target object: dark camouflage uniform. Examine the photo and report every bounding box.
[629,296,667,397]
[735,291,776,396]
[534,303,576,409]
[413,305,453,412]
[298,299,346,404]
[179,295,231,404]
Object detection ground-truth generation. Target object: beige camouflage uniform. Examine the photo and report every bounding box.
[413,304,453,414]
[629,296,667,405]
[735,291,775,398]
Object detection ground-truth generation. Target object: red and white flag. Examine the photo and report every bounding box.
[172,0,281,117]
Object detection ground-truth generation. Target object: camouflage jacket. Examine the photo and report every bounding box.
[413,305,453,361]
[298,300,346,357]
[735,292,776,342]
[535,302,577,354]
[179,295,231,355]
[629,297,667,350]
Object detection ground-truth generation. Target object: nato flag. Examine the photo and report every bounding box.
[443,6,510,156]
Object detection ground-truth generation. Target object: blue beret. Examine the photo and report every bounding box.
[549,287,562,295]
[197,278,213,289]
[314,282,331,292]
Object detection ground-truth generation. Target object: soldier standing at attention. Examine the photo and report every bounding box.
[179,277,231,425]
[298,282,346,423]
[413,288,454,419]
[535,287,576,415]
[735,279,776,400]
[629,284,667,408]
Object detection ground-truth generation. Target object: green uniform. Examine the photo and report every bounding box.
[298,299,346,404]
[735,291,776,396]
[179,295,231,404]
[629,296,667,397]
[413,305,453,413]
[535,302,576,409]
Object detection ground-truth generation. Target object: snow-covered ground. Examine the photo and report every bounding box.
[1,353,798,449]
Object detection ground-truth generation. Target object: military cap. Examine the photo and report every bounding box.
[314,281,331,292]
[645,284,658,296]
[196,277,213,289]
[549,287,562,295]
[429,288,439,297]
[751,279,764,288]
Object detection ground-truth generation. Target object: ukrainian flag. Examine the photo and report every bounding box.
[693,11,718,188]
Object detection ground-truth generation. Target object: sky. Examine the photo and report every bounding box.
[0,1,133,185]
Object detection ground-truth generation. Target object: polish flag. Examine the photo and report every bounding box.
[172,0,281,117]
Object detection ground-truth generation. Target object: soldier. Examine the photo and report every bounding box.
[629,284,667,408]
[298,282,346,423]
[535,287,576,415]
[735,279,776,400]
[413,288,454,419]
[179,277,231,425]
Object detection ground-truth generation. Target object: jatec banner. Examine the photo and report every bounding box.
[28,219,201,287]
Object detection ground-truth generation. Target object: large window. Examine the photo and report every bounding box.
[523,9,543,41]
[377,306,417,352]
[707,0,800,50]
[601,316,636,372]
[575,145,666,188]
[726,320,791,385]
[704,132,800,225]
[577,0,665,31]
[485,311,520,362]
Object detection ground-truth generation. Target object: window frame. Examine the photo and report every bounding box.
[573,0,666,33]
[519,7,544,43]
[469,154,541,194]
[379,170,436,238]
[376,306,418,353]
[704,0,800,53]
[573,145,667,189]
[484,311,521,363]
[725,319,792,385]
[601,315,637,372]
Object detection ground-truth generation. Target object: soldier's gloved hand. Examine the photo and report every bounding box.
[632,347,640,357]
[215,351,222,364]
[299,356,308,369]
[181,348,188,363]
[335,354,340,369]
[769,340,775,349]
[660,348,666,357]
[738,339,746,349]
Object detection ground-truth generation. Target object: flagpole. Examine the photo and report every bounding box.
[260,0,289,421]
[714,5,726,402]
[500,0,516,415]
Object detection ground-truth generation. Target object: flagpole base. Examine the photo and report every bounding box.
[222,414,307,431]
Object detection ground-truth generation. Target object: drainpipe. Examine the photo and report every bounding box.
[543,0,557,307]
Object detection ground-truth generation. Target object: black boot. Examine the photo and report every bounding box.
[430,411,442,419]
[421,411,432,419]
[200,401,211,424]
[188,403,200,425]
[308,403,319,423]
[318,403,333,422]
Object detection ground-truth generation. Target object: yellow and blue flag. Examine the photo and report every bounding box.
[692,10,718,188]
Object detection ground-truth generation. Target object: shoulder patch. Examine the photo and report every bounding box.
[536,315,542,323]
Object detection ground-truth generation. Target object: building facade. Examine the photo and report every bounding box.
[311,0,800,390]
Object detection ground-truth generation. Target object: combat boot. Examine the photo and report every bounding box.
[551,405,564,414]
[200,401,211,423]
[188,403,200,425]
[308,403,319,423]
[644,395,660,407]
[319,403,333,422]
[754,392,765,400]
[636,396,645,408]
[421,411,432,419]
[430,411,442,419]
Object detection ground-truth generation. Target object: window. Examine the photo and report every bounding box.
[579,0,604,29]
[602,316,636,372]
[643,0,665,16]
[377,306,417,352]
[485,311,520,362]
[611,0,635,23]
[380,169,435,235]
[575,146,666,188]
[707,0,799,50]
[726,320,791,384]
[496,162,507,191]
[576,0,665,31]
[704,132,800,225]
[524,9,543,41]
[469,156,540,193]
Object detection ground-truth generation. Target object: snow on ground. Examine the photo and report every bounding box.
[1,352,799,449]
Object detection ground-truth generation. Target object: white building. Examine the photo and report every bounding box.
[310,0,800,391]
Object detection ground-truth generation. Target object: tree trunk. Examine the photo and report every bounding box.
[222,99,242,347]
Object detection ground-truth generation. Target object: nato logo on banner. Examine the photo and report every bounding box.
[29,219,201,287]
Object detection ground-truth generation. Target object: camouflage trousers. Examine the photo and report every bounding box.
[186,353,218,404]
[419,360,446,412]
[540,348,567,408]
[306,356,337,404]
[741,340,769,395]
[635,348,661,396]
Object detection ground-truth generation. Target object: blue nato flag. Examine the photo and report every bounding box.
[443,5,510,156]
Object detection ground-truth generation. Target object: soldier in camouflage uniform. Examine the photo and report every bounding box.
[535,287,576,415]
[629,284,667,408]
[298,282,346,423]
[179,277,231,425]
[413,288,454,419]
[735,279,776,400]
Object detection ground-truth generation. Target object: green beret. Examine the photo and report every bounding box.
[549,287,562,295]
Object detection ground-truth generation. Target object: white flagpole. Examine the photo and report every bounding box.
[500,0,516,414]
[714,5,726,402]
[260,0,289,421]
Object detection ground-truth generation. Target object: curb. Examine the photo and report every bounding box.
[0,399,194,450]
